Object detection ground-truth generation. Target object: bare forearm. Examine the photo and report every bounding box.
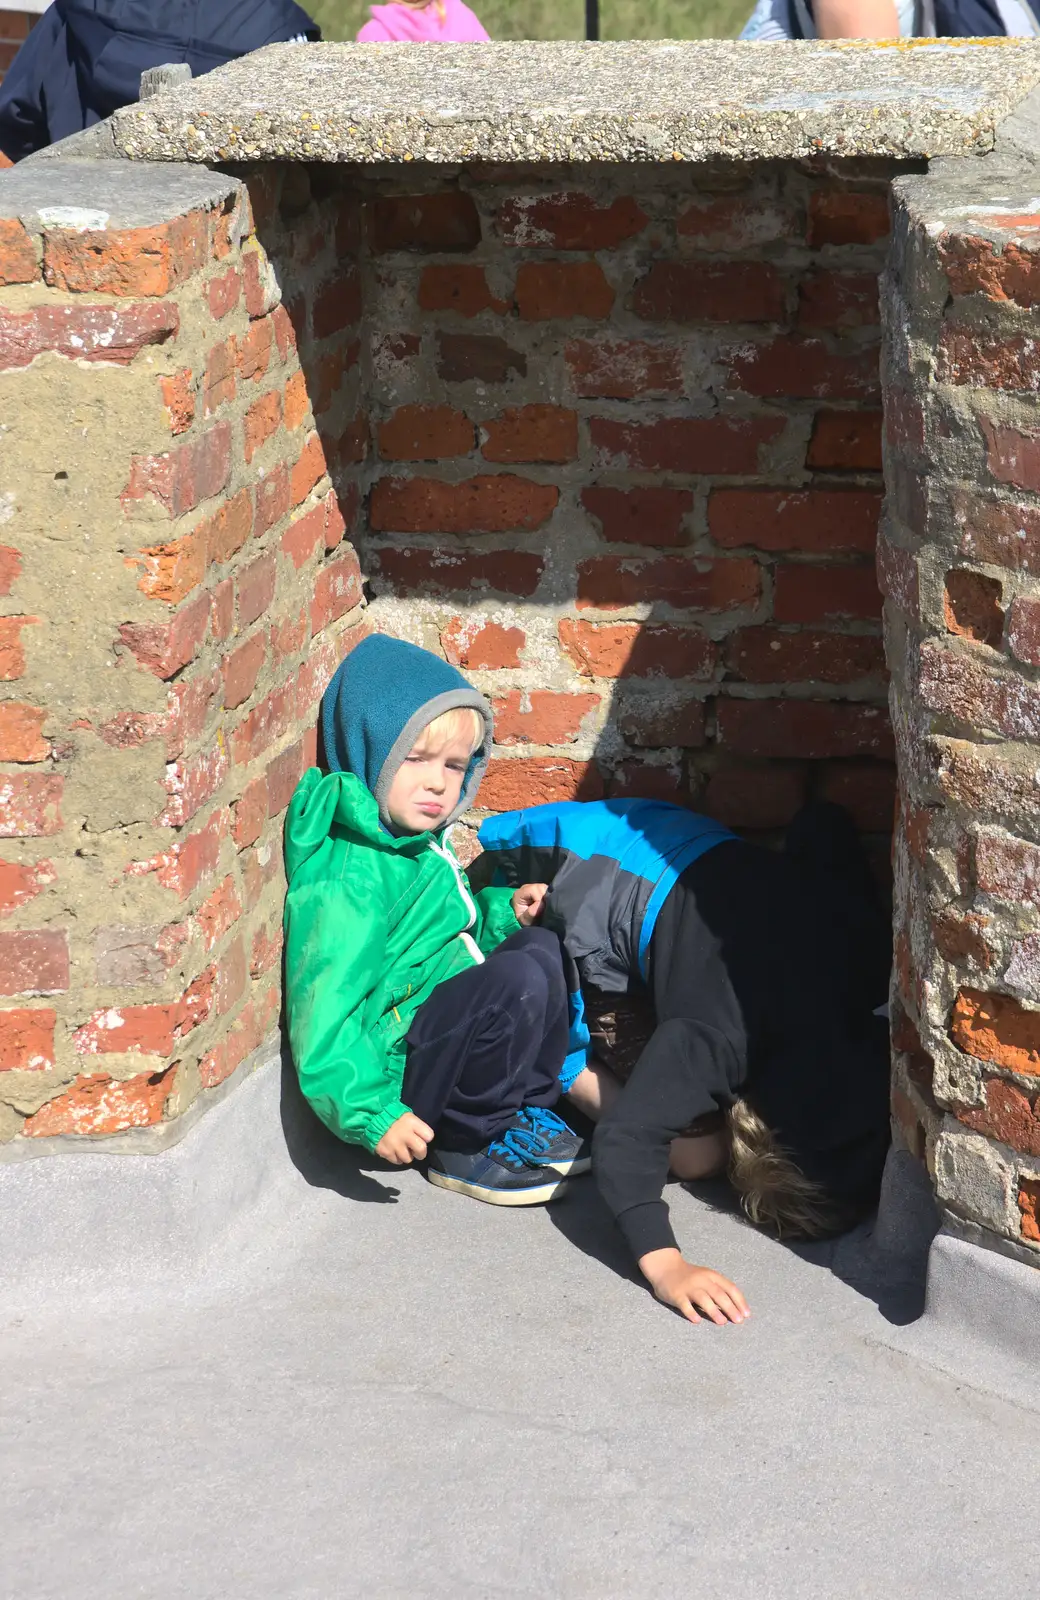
[813,0,899,35]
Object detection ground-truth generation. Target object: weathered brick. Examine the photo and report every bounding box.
[207,264,242,320]
[237,316,275,387]
[726,628,885,684]
[559,617,716,679]
[0,928,69,994]
[703,762,807,830]
[482,405,577,464]
[310,548,364,634]
[958,492,1040,573]
[918,638,1040,743]
[267,738,305,817]
[237,551,278,628]
[442,617,525,670]
[632,261,785,324]
[255,462,291,537]
[609,761,686,802]
[294,636,341,721]
[933,908,994,970]
[773,563,882,623]
[0,702,48,762]
[515,261,614,321]
[876,536,920,621]
[437,332,527,383]
[981,415,1040,492]
[709,487,880,553]
[0,857,55,917]
[0,616,35,680]
[43,212,207,295]
[270,605,309,664]
[590,414,783,474]
[724,335,880,400]
[312,267,363,337]
[0,301,179,370]
[370,474,557,534]
[244,389,283,462]
[576,555,760,612]
[290,432,328,507]
[678,194,797,250]
[480,757,605,810]
[937,325,1040,392]
[147,806,228,899]
[250,921,283,979]
[222,632,267,709]
[939,232,1040,307]
[616,694,706,749]
[199,486,253,567]
[418,265,506,317]
[242,245,279,320]
[0,217,38,285]
[718,698,893,759]
[956,1077,1040,1155]
[492,690,600,746]
[216,936,248,1018]
[1020,1177,1040,1243]
[807,190,890,247]
[23,1067,176,1137]
[371,193,481,253]
[94,922,188,988]
[798,271,879,330]
[233,775,268,849]
[122,423,231,519]
[951,987,1040,1075]
[210,579,234,642]
[819,759,896,832]
[580,486,692,548]
[565,338,683,399]
[230,679,295,765]
[374,547,544,598]
[1007,595,1040,666]
[162,737,229,827]
[807,409,883,471]
[0,1007,56,1071]
[976,827,1040,907]
[0,546,21,596]
[935,739,1040,824]
[379,405,475,461]
[944,569,1003,648]
[281,501,327,572]
[0,772,62,837]
[283,368,309,429]
[135,529,205,605]
[497,192,647,250]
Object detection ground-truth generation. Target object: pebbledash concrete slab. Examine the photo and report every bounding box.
[107,38,1040,165]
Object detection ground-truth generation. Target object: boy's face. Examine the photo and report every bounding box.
[385,727,474,833]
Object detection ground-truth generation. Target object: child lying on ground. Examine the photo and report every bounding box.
[478,798,892,1325]
[283,634,584,1206]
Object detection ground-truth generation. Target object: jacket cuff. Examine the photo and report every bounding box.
[362,1098,411,1152]
[615,1201,678,1261]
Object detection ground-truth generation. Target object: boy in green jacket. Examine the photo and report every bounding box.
[283,634,585,1205]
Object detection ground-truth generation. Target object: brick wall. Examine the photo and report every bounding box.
[0,166,364,1144]
[885,169,1040,1262]
[0,9,33,89]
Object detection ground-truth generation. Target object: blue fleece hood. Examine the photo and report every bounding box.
[320,636,493,829]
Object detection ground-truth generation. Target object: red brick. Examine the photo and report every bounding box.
[207,264,241,320]
[134,528,203,606]
[0,702,47,761]
[492,690,600,746]
[122,423,231,518]
[199,486,253,566]
[951,987,1040,1076]
[146,806,228,899]
[23,1067,176,1137]
[944,569,1003,648]
[0,772,63,837]
[222,632,267,709]
[375,547,544,599]
[326,413,368,473]
[43,212,207,295]
[1020,1178,1040,1243]
[94,921,189,988]
[0,616,35,680]
[210,579,234,642]
[294,636,341,721]
[160,369,195,435]
[708,487,880,554]
[0,857,55,917]
[281,502,326,571]
[807,190,890,247]
[497,192,647,250]
[576,555,760,613]
[559,617,716,679]
[677,194,797,250]
[379,404,475,461]
[580,486,692,547]
[250,921,283,979]
[703,762,807,830]
[724,336,880,400]
[370,474,557,535]
[976,828,1040,907]
[325,486,350,550]
[632,261,785,324]
[773,563,882,623]
[798,271,879,330]
[482,405,577,464]
[933,909,994,971]
[917,639,1040,744]
[310,548,364,634]
[957,492,1040,573]
[939,232,1040,307]
[233,776,268,849]
[283,368,308,429]
[216,936,248,1016]
[0,301,179,370]
[312,267,363,337]
[807,410,883,470]
[609,761,686,802]
[937,325,1040,392]
[371,193,480,252]
[481,757,604,810]
[515,261,614,321]
[0,1008,56,1071]
[237,316,274,386]
[820,760,897,832]
[442,617,525,669]
[616,696,706,748]
[240,839,282,910]
[418,265,506,318]
[255,462,291,537]
[564,338,683,399]
[196,874,243,952]
[242,247,279,320]
[726,628,885,685]
[590,414,784,474]
[437,332,527,384]
[244,389,283,463]
[267,738,305,816]
[271,303,297,361]
[0,928,68,994]
[0,546,21,596]
[1008,596,1040,666]
[981,415,1040,492]
[290,432,328,508]
[237,551,278,628]
[718,698,893,759]
[0,217,37,285]
[161,739,229,827]
[230,679,294,765]
[956,1077,1040,1156]
[271,605,309,664]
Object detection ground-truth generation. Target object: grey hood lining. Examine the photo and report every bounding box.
[373,688,493,829]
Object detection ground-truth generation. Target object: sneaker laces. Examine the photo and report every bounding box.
[506,1107,573,1157]
[487,1136,533,1172]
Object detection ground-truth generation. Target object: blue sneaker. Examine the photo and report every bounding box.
[425,1137,570,1206]
[505,1107,591,1177]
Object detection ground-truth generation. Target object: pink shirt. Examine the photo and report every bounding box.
[357,0,490,40]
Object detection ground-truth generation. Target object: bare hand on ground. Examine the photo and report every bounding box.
[512,882,548,926]
[375,1111,435,1165]
[639,1247,750,1326]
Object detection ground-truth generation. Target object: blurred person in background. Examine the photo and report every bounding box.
[740,0,1039,36]
[356,0,490,42]
[0,0,321,163]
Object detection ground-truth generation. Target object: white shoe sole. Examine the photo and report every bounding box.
[426,1168,570,1206]
[547,1154,592,1177]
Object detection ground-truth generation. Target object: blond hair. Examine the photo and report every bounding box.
[726,1099,840,1240]
[418,706,485,755]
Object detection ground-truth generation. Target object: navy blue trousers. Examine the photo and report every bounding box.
[402,926,568,1151]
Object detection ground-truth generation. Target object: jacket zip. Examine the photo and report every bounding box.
[428,833,485,965]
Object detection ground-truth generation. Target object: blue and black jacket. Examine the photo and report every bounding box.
[0,0,320,162]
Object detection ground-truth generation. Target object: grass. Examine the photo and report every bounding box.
[308,0,751,43]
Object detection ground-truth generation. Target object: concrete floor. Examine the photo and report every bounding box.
[1,1056,1038,1600]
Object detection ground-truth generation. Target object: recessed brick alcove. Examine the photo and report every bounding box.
[2,41,1040,1282]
